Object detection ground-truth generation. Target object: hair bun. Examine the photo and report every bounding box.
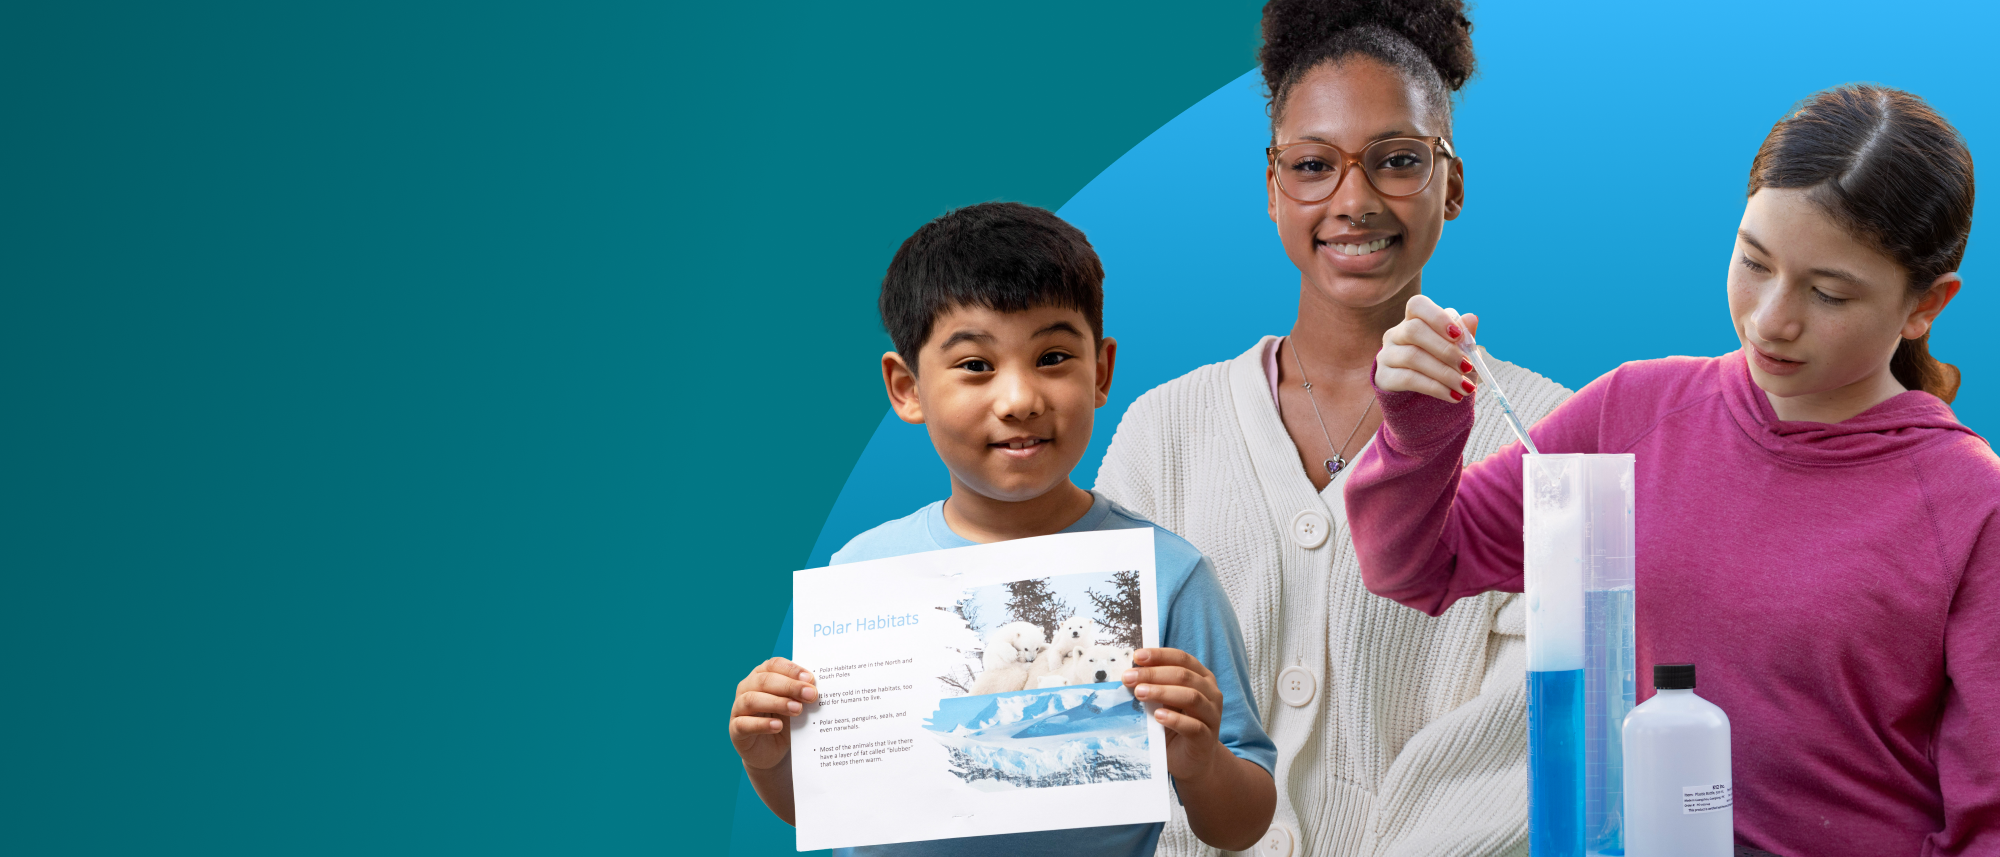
[1260,0,1475,98]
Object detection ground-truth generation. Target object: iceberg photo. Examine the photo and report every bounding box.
[923,684,1152,789]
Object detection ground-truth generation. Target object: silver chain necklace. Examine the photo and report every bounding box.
[1287,336,1373,478]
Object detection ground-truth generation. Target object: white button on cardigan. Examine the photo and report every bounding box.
[1291,510,1331,549]
[1277,665,1318,708]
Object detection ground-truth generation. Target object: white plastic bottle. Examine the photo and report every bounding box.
[1623,663,1732,857]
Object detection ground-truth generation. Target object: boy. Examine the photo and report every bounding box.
[727,202,1276,855]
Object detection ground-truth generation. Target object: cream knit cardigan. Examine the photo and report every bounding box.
[1097,337,1570,857]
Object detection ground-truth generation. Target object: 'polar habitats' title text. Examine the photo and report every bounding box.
[811,613,922,638]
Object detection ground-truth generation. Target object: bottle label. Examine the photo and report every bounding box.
[1682,783,1732,814]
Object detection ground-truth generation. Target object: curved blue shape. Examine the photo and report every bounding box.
[734,4,1998,849]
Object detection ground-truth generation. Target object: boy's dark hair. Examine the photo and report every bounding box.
[879,202,1105,365]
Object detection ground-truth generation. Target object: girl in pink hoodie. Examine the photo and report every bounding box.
[1345,85,1995,857]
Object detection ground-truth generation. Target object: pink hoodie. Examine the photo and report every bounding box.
[1344,352,2000,857]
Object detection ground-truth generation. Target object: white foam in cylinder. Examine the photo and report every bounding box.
[1524,456,1586,672]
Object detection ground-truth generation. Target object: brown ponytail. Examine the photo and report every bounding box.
[1748,85,1974,403]
[1893,335,1961,403]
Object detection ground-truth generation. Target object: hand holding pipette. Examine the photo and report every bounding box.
[1374,295,1542,456]
[1373,294,1484,402]
[1445,311,1542,457]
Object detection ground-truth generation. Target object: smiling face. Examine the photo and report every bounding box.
[1268,58,1464,311]
[885,304,1113,504]
[1727,188,1946,417]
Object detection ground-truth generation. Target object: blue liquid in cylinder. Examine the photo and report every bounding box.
[1585,589,1636,856]
[1529,668,1584,857]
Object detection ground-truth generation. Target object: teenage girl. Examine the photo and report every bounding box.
[1097,1,1568,853]
[1349,85,1995,857]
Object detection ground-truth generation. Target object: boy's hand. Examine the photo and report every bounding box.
[1127,648,1276,850]
[729,657,818,771]
[1123,647,1230,782]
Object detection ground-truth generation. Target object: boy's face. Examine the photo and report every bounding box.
[883,304,1114,504]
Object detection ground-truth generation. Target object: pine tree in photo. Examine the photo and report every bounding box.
[935,597,985,695]
[1086,570,1143,649]
[1005,578,1072,639]
[950,594,983,637]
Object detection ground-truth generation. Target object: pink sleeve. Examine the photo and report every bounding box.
[1344,372,1611,617]
[1931,515,2000,855]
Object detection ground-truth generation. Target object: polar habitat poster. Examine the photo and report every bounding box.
[790,528,1168,851]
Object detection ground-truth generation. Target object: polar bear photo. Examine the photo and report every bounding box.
[968,621,1047,695]
[983,621,1047,670]
[943,569,1144,704]
[927,571,1154,790]
[1050,614,1098,653]
[1064,644,1135,686]
[969,663,1029,696]
[1026,615,1097,684]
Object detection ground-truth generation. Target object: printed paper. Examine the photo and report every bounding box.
[790,528,1167,851]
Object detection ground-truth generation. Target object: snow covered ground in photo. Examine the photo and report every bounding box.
[923,683,1152,790]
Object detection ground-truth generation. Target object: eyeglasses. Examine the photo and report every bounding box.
[1266,136,1457,203]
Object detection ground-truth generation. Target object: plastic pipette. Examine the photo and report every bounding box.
[1451,311,1541,457]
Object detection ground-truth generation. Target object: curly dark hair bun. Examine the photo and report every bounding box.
[1259,0,1475,129]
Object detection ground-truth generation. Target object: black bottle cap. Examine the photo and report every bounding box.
[1655,663,1696,689]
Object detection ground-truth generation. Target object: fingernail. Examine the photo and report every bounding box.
[1133,684,1150,699]
[771,719,784,731]
[1133,650,1149,663]
[1447,324,1462,339]
[801,686,817,701]
[800,672,814,683]
[788,702,802,714]
[1450,390,1463,401]
[1462,380,1476,394]
[1459,359,1473,373]
[1122,670,1139,683]
[1155,709,1171,721]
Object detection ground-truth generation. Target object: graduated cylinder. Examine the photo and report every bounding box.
[1523,454,1637,857]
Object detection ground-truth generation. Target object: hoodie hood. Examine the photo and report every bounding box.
[1719,350,1984,466]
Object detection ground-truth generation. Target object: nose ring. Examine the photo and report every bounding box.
[1353,213,1372,226]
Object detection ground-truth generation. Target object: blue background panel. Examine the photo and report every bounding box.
[1,2,1992,856]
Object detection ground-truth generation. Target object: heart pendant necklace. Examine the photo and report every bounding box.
[1288,336,1373,478]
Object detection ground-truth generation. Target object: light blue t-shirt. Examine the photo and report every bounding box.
[826,491,1276,857]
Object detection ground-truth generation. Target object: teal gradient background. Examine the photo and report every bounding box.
[3,2,1992,856]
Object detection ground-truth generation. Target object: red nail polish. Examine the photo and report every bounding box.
[1447,324,1462,339]
[1459,359,1473,373]
[1462,380,1476,394]
[1450,390,1463,401]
